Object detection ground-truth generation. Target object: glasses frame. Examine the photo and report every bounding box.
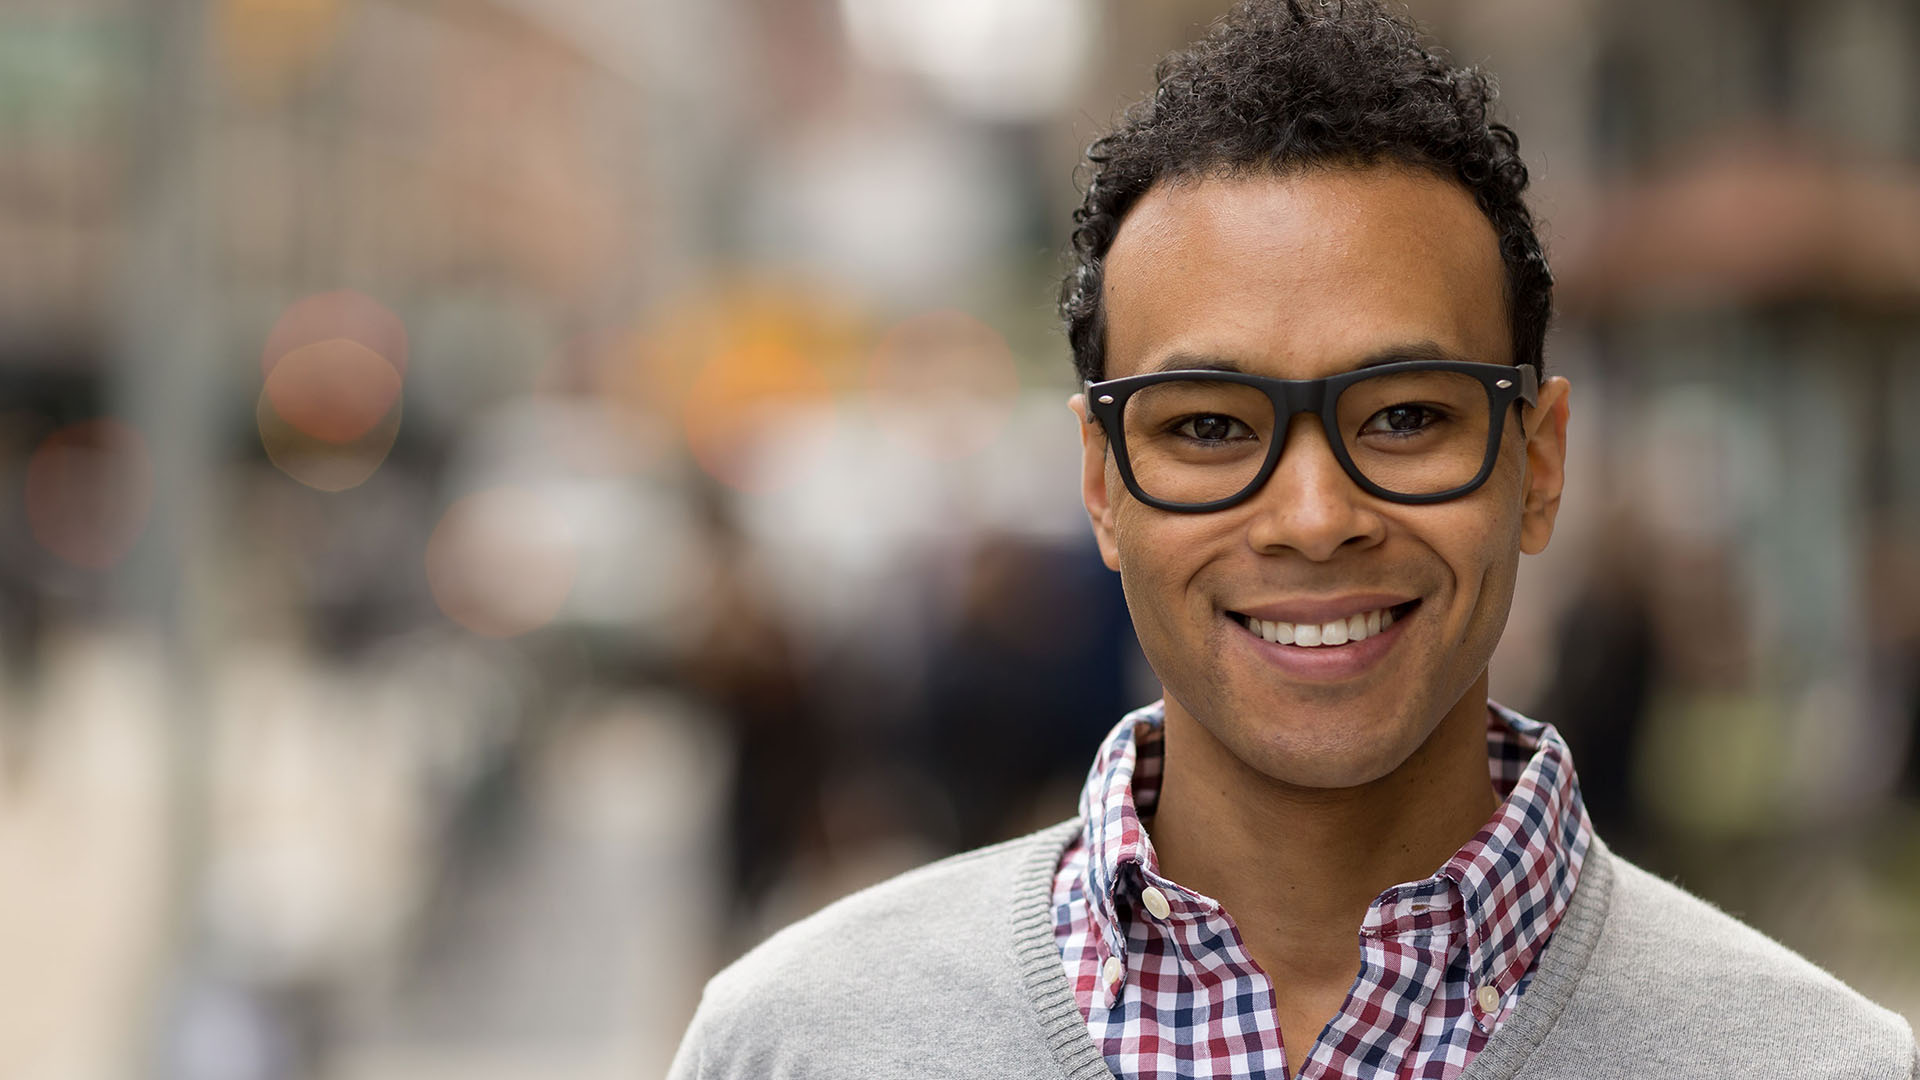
[1083,359,1540,513]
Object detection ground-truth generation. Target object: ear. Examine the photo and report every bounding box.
[1518,375,1571,556]
[1070,393,1122,571]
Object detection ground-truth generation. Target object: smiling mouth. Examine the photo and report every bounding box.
[1228,600,1421,647]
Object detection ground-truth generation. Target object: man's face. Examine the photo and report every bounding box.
[1075,166,1571,790]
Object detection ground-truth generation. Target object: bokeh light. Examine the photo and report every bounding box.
[260,290,408,381]
[255,387,400,493]
[865,309,1019,460]
[425,487,578,638]
[838,0,1093,121]
[682,342,834,492]
[599,282,863,492]
[23,419,155,570]
[257,290,408,489]
[216,0,351,96]
[605,283,864,409]
[263,338,403,444]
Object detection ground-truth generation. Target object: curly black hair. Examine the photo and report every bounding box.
[1061,0,1551,383]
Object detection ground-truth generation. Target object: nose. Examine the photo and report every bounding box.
[1240,413,1387,561]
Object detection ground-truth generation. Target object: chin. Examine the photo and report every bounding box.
[1250,741,1413,790]
[1225,707,1428,790]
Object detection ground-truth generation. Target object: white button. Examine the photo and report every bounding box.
[1141,886,1172,920]
[1475,984,1501,1014]
[1103,956,1125,989]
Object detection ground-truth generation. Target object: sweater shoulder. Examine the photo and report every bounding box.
[1547,852,1915,1075]
[1604,856,1899,1004]
[706,821,1059,999]
[667,821,1077,1080]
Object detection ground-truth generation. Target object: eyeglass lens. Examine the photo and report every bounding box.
[1118,370,1495,505]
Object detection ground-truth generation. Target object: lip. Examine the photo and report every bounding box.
[1226,600,1416,682]
[1230,593,1418,625]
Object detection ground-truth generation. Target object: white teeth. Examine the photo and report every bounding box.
[1244,605,1405,648]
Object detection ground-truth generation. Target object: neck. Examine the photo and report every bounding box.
[1148,675,1499,990]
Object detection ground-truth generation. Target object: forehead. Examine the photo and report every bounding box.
[1100,166,1510,380]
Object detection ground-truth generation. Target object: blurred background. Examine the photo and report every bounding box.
[2,0,1918,1076]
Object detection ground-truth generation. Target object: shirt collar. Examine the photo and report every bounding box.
[1075,701,1167,971]
[1074,700,1592,993]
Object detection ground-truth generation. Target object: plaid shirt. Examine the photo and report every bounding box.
[1053,701,1591,1079]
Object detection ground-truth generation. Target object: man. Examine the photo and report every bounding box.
[668,1,1918,1076]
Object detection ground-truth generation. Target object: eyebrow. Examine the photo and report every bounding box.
[1148,340,1479,375]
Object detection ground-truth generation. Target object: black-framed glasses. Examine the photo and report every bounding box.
[1083,359,1539,513]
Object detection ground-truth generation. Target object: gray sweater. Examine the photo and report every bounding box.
[669,820,1917,1078]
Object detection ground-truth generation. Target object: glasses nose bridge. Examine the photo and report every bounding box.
[1241,376,1377,552]
[1271,376,1333,427]
[1256,375,1351,495]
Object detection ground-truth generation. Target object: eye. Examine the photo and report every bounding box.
[1171,414,1255,442]
[1360,403,1445,436]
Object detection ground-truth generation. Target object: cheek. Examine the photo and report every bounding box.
[1429,495,1524,635]
[1110,504,1239,648]
[1112,502,1226,585]
[1112,511,1173,607]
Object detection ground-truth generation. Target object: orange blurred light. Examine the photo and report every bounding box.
[603,280,866,419]
[600,280,869,490]
[263,338,403,444]
[217,0,351,96]
[425,487,577,638]
[866,309,1019,459]
[681,342,834,492]
[24,419,155,570]
[256,386,400,493]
